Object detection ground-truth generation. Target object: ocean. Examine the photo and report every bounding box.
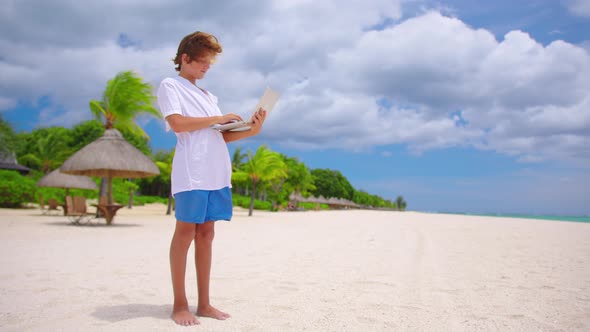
[438,212,590,224]
[476,213,590,223]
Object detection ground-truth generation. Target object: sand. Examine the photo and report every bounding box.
[0,204,589,331]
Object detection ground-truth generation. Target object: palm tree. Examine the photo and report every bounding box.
[90,71,161,136]
[19,132,71,173]
[121,180,139,208]
[231,146,248,195]
[89,70,161,200]
[232,145,287,216]
[155,157,173,215]
[231,147,247,171]
[283,155,315,204]
[396,195,407,211]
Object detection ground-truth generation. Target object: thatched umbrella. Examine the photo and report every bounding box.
[37,169,98,195]
[1,151,31,175]
[316,195,329,204]
[60,128,159,217]
[289,192,305,203]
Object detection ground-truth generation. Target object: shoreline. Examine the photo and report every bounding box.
[4,203,589,223]
[424,210,590,224]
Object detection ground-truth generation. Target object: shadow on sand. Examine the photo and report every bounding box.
[92,303,171,322]
[42,221,142,228]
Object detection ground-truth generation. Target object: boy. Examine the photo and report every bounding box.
[157,31,267,326]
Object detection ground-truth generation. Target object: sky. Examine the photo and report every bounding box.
[1,0,589,215]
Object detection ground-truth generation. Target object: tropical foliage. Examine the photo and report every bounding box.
[89,70,161,204]
[281,154,315,200]
[310,168,355,200]
[232,145,288,216]
[0,115,18,156]
[0,170,36,208]
[153,151,174,215]
[90,70,161,137]
[396,195,407,211]
[17,127,71,173]
[2,98,406,213]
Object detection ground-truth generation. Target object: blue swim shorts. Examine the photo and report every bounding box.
[174,187,232,224]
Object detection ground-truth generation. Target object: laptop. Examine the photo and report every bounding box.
[212,87,280,132]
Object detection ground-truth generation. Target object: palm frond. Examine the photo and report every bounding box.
[89,100,106,122]
[244,146,288,183]
[95,70,161,136]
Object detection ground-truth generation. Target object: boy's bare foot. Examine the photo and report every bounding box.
[171,308,200,326]
[196,305,231,320]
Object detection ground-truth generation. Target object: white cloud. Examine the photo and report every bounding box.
[322,12,590,161]
[0,2,589,165]
[0,39,174,127]
[565,0,590,17]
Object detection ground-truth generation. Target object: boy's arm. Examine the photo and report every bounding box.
[222,109,267,143]
[166,113,242,133]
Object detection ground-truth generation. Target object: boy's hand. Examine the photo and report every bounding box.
[249,108,267,134]
[220,113,243,124]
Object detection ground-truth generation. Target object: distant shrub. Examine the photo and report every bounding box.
[232,194,273,211]
[37,187,65,205]
[232,195,246,208]
[253,200,273,211]
[0,170,37,208]
[18,154,42,171]
[299,201,330,210]
[134,195,168,206]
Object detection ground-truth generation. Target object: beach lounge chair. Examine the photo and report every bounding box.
[40,195,61,216]
[65,196,94,224]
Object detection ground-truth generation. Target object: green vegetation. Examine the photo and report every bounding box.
[229,146,398,214]
[232,193,273,211]
[18,127,72,173]
[89,70,162,206]
[0,170,37,208]
[2,116,406,212]
[90,70,161,137]
[3,115,405,212]
[1,116,19,157]
[396,195,407,211]
[310,168,355,200]
[232,145,288,216]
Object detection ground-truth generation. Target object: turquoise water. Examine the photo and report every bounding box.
[477,213,590,223]
[445,212,590,223]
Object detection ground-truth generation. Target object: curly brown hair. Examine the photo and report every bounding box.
[173,31,223,72]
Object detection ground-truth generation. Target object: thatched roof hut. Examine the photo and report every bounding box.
[37,169,98,191]
[60,129,159,221]
[0,151,30,175]
[60,129,159,179]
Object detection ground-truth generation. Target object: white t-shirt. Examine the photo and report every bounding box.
[157,76,232,195]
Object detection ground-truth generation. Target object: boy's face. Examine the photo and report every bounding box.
[182,53,215,80]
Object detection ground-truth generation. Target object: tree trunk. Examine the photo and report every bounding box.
[166,193,173,215]
[107,177,113,205]
[98,177,107,205]
[248,181,257,216]
[128,190,133,209]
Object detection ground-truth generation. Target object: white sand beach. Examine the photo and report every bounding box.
[0,205,589,331]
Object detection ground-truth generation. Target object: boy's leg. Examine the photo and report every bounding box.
[170,220,199,326]
[194,221,231,320]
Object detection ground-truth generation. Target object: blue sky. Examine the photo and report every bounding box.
[1,0,589,215]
